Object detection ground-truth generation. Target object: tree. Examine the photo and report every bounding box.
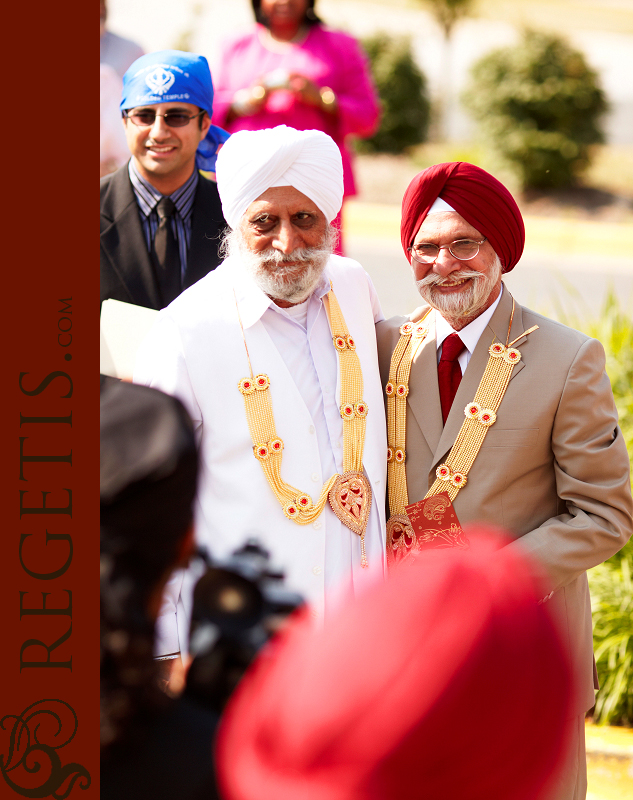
[416,0,476,140]
[358,34,430,154]
[464,29,608,189]
[418,0,475,38]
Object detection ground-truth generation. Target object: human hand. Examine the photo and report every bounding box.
[289,74,338,114]
[288,73,322,106]
[156,654,188,698]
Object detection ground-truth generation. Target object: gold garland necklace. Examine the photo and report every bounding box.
[235,285,372,567]
[385,298,538,562]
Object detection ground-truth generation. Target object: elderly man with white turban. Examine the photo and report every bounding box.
[135,125,387,667]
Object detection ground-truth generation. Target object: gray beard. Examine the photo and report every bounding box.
[414,255,503,322]
[223,226,335,305]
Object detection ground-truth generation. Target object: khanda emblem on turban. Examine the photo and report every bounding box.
[145,66,176,96]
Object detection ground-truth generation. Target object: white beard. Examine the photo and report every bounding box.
[224,226,334,305]
[414,254,503,322]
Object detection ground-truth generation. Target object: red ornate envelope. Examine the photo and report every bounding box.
[406,492,469,550]
[387,492,470,565]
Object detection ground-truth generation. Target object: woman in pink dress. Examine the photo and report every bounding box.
[212,0,380,253]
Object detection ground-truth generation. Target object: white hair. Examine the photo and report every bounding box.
[414,252,503,322]
[221,224,337,305]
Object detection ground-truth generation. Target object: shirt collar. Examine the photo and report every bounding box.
[435,284,504,355]
[231,257,332,330]
[128,158,199,219]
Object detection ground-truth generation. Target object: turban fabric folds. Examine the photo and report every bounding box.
[121,50,230,171]
[217,535,573,800]
[401,162,525,272]
[215,125,344,229]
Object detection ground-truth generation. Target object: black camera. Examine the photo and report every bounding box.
[184,539,304,713]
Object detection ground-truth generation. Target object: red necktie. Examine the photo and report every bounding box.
[438,333,465,424]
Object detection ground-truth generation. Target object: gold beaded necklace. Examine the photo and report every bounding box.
[385,298,538,563]
[235,285,372,567]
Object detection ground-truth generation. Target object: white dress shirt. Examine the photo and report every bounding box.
[247,268,386,605]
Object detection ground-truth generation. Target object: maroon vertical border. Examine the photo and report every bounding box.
[0,0,98,797]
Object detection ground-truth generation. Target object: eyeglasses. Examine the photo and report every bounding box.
[408,238,487,264]
[123,110,205,128]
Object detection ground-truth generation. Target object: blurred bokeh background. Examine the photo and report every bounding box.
[104,0,633,314]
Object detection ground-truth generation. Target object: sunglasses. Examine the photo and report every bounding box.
[124,109,205,128]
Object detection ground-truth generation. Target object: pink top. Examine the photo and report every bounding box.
[212,24,380,198]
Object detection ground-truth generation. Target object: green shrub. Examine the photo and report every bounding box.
[589,544,633,725]
[358,34,430,154]
[588,295,633,725]
[463,29,608,189]
[581,292,633,480]
[563,291,633,725]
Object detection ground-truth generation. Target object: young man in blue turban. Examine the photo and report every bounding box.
[101,51,229,310]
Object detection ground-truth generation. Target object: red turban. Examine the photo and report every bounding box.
[401,162,525,272]
[217,534,573,800]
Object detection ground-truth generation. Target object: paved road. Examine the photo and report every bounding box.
[347,236,633,321]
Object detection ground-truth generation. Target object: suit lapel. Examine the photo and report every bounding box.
[432,286,526,469]
[100,165,163,309]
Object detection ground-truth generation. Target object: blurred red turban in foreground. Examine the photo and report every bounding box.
[401,162,525,272]
[217,534,574,800]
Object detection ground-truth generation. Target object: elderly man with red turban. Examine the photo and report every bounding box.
[376,162,632,799]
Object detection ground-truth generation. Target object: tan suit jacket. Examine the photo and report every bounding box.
[377,286,633,712]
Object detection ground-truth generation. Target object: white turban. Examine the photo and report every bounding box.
[215,125,344,229]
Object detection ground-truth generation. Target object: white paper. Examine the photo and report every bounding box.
[100,299,159,379]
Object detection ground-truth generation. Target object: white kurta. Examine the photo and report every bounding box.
[134,255,388,655]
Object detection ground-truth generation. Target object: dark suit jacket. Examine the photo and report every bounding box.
[100,163,226,310]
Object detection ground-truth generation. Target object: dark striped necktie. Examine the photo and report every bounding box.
[153,197,181,307]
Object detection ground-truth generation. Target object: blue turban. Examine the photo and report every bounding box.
[121,50,229,171]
